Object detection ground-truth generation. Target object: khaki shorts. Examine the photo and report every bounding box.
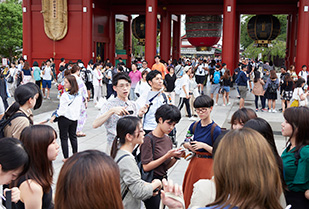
[238,85,247,99]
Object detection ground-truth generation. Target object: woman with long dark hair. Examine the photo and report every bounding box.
[3,83,42,139]
[110,116,161,209]
[264,70,279,112]
[55,150,123,209]
[221,69,232,106]
[50,75,82,161]
[14,125,59,209]
[281,107,309,208]
[0,137,29,203]
[252,70,266,111]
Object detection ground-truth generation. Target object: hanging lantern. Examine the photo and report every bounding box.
[132,15,160,45]
[185,15,222,51]
[247,15,281,47]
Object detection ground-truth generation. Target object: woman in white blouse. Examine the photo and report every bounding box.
[51,75,82,161]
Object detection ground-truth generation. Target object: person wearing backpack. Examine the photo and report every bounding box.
[111,116,162,209]
[236,64,249,109]
[182,95,222,208]
[1,83,42,139]
[209,65,222,106]
[140,104,184,209]
[264,70,279,113]
[281,107,309,208]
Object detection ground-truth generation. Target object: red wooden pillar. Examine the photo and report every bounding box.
[222,0,236,73]
[82,0,93,64]
[233,12,240,73]
[124,15,132,68]
[172,15,181,61]
[160,11,172,62]
[285,14,292,68]
[296,0,309,73]
[109,12,116,65]
[22,0,32,63]
[145,0,158,66]
[288,13,297,68]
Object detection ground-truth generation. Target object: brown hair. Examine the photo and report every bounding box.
[141,70,148,78]
[270,69,277,79]
[283,107,309,152]
[209,128,283,209]
[23,61,30,70]
[70,64,80,74]
[289,65,295,72]
[19,125,57,193]
[55,150,123,209]
[230,108,257,129]
[222,69,230,80]
[65,75,79,95]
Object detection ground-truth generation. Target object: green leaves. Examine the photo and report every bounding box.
[0,1,22,59]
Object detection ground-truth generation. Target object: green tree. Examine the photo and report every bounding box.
[0,0,22,59]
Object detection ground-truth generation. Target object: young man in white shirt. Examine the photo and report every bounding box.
[194,58,208,95]
[42,59,53,99]
[140,60,151,73]
[298,65,308,89]
[178,66,194,120]
[92,72,147,154]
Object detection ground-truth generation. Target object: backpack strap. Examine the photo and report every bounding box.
[3,112,29,128]
[210,123,218,145]
[192,121,198,135]
[116,154,131,200]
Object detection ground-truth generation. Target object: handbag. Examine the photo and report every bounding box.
[133,134,156,183]
[290,100,299,107]
[7,75,13,83]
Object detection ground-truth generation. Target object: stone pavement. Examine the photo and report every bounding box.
[8,83,288,190]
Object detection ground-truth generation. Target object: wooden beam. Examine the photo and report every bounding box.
[115,14,129,22]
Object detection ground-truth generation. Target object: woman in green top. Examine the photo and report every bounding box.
[281,107,309,208]
[32,61,42,89]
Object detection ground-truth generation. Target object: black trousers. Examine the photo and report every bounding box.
[178,97,191,117]
[143,175,166,209]
[58,116,78,159]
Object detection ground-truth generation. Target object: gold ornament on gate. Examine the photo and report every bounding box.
[41,0,68,41]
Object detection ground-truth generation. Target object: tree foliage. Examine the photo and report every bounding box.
[0,0,22,59]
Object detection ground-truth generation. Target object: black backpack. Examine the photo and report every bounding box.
[268,80,278,93]
[0,112,28,138]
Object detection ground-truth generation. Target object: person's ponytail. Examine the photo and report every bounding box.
[4,102,20,119]
[110,136,119,159]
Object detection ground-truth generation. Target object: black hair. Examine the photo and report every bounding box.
[244,118,286,189]
[0,137,29,177]
[4,83,42,119]
[93,62,100,70]
[110,116,141,159]
[33,61,39,67]
[142,60,148,64]
[88,59,93,65]
[295,77,305,87]
[302,65,307,68]
[193,95,214,108]
[61,58,65,62]
[253,71,261,83]
[146,70,161,85]
[106,63,113,68]
[112,72,131,86]
[230,108,257,129]
[154,55,161,59]
[281,66,286,71]
[155,104,181,124]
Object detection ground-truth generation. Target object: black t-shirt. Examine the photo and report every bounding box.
[164,73,176,92]
[222,76,232,86]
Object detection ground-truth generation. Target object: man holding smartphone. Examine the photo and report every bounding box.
[92,72,147,154]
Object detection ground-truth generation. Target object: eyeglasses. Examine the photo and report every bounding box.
[195,107,209,113]
[116,83,130,88]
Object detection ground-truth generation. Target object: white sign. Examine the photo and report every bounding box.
[148,6,152,12]
[227,6,231,12]
[304,6,308,12]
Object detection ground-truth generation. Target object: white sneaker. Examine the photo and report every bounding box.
[222,104,226,106]
[215,103,218,106]
[268,109,272,113]
[227,102,231,106]
[189,117,196,121]
[272,109,277,113]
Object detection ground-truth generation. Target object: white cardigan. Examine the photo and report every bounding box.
[57,92,82,121]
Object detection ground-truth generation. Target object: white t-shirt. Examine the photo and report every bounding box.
[195,63,208,76]
[180,74,190,98]
[0,97,5,115]
[298,70,308,83]
[42,66,52,80]
[293,87,308,106]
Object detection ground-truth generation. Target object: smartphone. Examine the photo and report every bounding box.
[128,110,134,115]
[153,188,159,193]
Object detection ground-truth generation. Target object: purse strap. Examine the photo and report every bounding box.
[116,154,130,200]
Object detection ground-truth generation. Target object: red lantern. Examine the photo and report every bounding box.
[186,15,222,50]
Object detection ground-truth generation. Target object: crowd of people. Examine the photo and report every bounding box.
[0,55,308,209]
